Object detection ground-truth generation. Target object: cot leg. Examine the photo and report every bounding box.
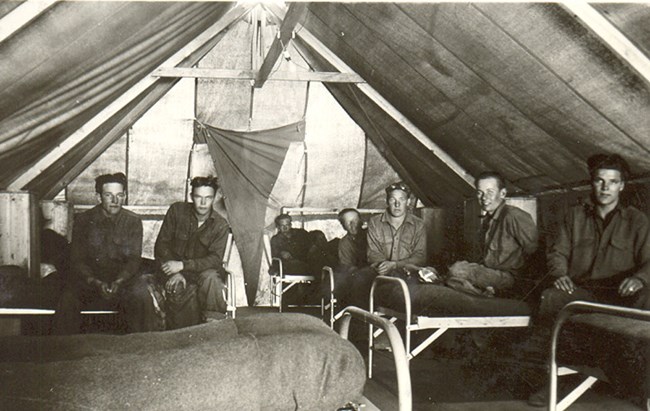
[555,376,598,411]
[410,327,448,359]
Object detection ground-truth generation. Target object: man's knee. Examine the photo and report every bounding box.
[197,269,225,286]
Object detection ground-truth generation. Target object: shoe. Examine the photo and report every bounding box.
[527,385,548,407]
[373,332,392,352]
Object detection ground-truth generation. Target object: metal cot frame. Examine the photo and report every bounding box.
[548,301,650,411]
[368,276,531,374]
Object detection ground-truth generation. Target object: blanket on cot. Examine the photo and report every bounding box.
[0,313,365,410]
[375,282,532,317]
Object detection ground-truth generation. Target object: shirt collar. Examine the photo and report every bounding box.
[380,210,416,226]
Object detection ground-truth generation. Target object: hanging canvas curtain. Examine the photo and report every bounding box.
[195,120,305,303]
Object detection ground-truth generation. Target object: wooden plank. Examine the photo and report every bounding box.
[0,192,40,278]
[0,0,57,44]
[278,9,475,188]
[562,1,650,87]
[7,4,250,191]
[153,67,364,83]
[416,315,530,329]
[255,3,308,88]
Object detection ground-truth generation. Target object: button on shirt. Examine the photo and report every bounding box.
[367,211,426,268]
[155,202,230,276]
[70,205,143,284]
[547,203,650,284]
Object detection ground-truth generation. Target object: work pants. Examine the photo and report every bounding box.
[53,274,159,335]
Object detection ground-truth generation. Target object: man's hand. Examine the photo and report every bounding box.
[161,260,184,276]
[280,251,293,260]
[99,281,113,300]
[108,278,125,295]
[619,277,645,297]
[166,273,186,294]
[553,275,576,294]
[376,261,397,276]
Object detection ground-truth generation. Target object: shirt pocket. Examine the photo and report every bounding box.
[609,234,635,272]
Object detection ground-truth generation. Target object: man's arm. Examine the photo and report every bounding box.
[182,222,229,276]
[547,208,576,293]
[511,210,539,256]
[367,217,387,265]
[154,204,178,263]
[338,236,357,271]
[117,217,143,282]
[631,214,650,285]
[547,210,572,279]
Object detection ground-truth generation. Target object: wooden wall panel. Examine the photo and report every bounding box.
[0,191,39,277]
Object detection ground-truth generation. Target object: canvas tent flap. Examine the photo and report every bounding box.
[0,1,234,192]
[196,120,306,303]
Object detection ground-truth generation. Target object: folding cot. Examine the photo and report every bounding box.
[368,276,532,373]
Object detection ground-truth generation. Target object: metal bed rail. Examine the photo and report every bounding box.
[338,306,412,411]
[549,301,650,411]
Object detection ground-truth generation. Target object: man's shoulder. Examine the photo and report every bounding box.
[502,204,534,222]
[119,208,142,222]
[620,205,649,223]
[405,212,424,227]
[166,201,189,215]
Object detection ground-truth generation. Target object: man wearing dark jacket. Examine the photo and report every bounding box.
[155,176,230,319]
[54,172,153,334]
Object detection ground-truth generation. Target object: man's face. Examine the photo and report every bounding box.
[340,211,361,236]
[97,182,125,216]
[476,177,506,214]
[592,168,624,208]
[191,186,216,218]
[387,189,408,218]
[276,218,292,236]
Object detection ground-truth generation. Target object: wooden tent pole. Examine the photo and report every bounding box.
[0,0,57,44]
[264,4,475,188]
[562,1,650,87]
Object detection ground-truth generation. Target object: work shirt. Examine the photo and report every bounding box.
[367,211,426,268]
[70,205,143,284]
[338,228,368,272]
[547,203,650,285]
[270,228,311,261]
[155,202,229,277]
[481,202,538,276]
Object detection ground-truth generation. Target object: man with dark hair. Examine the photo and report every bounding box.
[54,172,154,334]
[155,176,230,321]
[445,171,538,297]
[527,154,650,406]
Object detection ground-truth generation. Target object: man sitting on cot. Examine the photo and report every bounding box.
[339,182,426,309]
[155,176,230,324]
[53,172,158,334]
[323,208,368,306]
[526,154,650,407]
[270,213,335,306]
[444,171,539,298]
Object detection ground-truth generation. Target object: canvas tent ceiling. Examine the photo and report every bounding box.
[0,1,649,206]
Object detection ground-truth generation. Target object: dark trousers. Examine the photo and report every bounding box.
[53,274,159,335]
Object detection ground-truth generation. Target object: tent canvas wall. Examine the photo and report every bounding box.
[0,2,649,305]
